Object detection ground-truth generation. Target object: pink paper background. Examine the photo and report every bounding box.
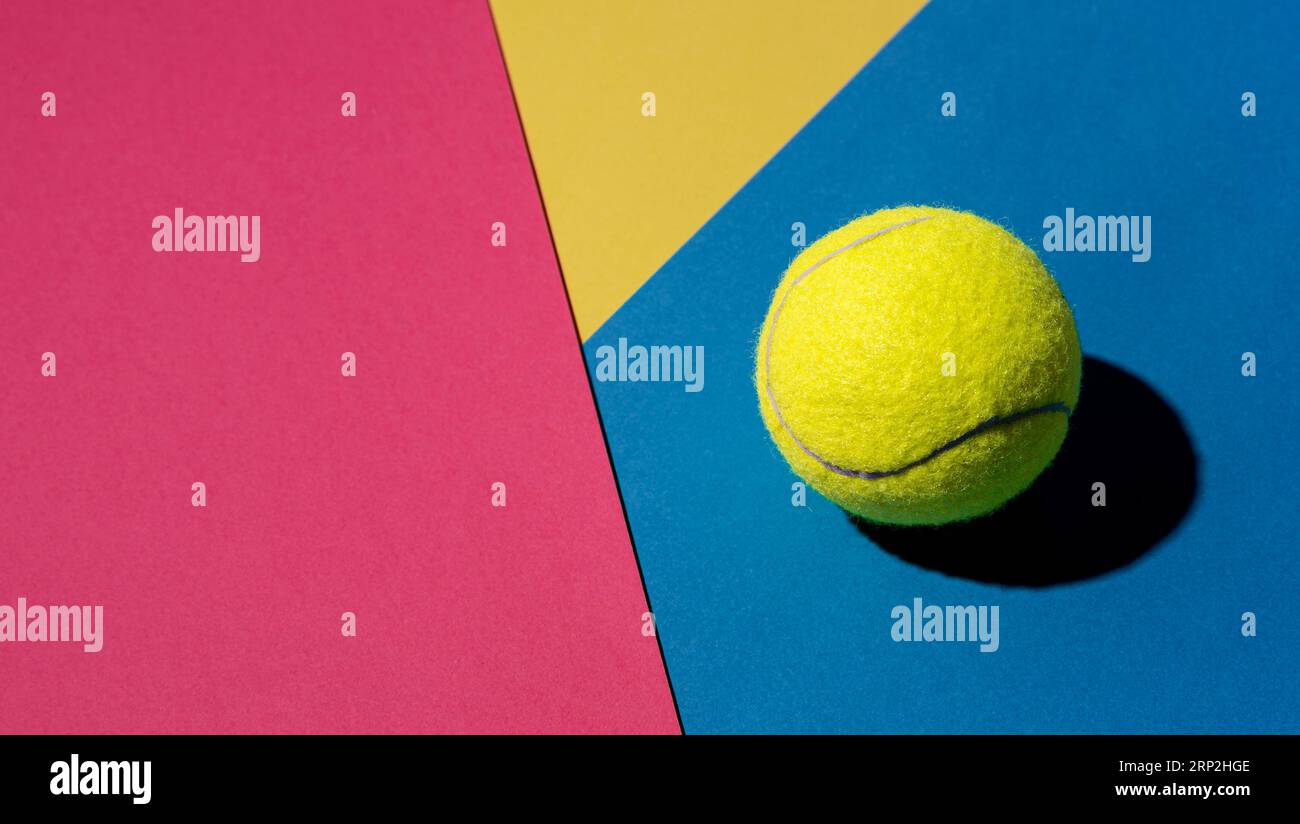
[0,0,678,733]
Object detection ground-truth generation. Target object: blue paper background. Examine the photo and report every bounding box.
[587,0,1299,732]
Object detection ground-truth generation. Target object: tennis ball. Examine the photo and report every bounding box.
[756,205,1081,526]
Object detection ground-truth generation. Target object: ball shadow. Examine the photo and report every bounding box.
[852,357,1197,587]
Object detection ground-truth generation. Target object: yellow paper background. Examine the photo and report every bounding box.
[491,0,926,339]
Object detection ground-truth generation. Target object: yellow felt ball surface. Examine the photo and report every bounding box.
[755,206,1082,525]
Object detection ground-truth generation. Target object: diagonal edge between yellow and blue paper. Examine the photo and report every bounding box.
[491,0,927,340]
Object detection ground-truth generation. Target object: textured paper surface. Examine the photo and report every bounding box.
[492,0,925,339]
[586,0,1300,732]
[0,0,677,733]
